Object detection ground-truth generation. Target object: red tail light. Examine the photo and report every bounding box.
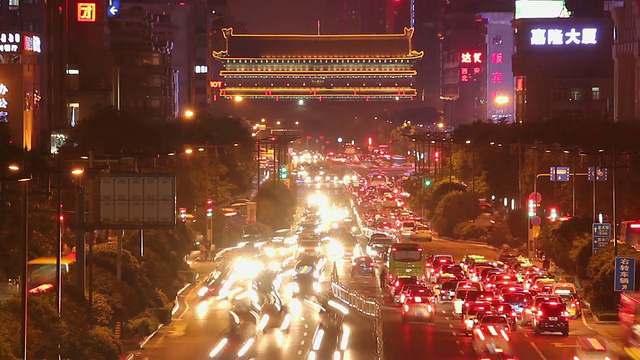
[395,280,400,287]
[369,263,374,267]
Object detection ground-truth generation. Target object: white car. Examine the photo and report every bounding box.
[410,225,433,241]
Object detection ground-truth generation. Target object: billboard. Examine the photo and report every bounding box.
[98,174,176,229]
[515,0,570,19]
[513,18,613,55]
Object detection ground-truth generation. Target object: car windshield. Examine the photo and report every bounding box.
[481,316,508,324]
[411,288,432,297]
[443,265,463,273]
[396,277,418,286]
[540,303,565,316]
[466,305,489,315]
[442,282,458,290]
[456,290,469,300]
[502,293,526,303]
[416,226,430,231]
[393,249,422,262]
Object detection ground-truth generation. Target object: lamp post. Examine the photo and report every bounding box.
[9,162,31,360]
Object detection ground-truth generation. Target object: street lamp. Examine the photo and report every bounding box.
[184,109,195,119]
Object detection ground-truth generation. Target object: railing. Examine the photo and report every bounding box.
[331,264,384,360]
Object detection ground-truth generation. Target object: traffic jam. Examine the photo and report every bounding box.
[349,173,618,360]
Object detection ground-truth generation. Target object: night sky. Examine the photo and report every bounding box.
[227,0,326,34]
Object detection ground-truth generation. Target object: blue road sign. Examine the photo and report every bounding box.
[108,0,120,17]
[615,257,636,292]
[588,167,608,182]
[550,166,570,182]
[592,222,611,253]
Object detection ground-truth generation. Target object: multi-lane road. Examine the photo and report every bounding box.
[337,237,612,360]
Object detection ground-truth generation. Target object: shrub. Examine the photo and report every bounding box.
[85,326,121,360]
[453,222,488,240]
[123,314,159,338]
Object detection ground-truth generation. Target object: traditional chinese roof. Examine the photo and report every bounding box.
[213,27,424,60]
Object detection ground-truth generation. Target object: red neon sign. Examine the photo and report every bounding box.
[77,3,97,22]
[209,81,223,88]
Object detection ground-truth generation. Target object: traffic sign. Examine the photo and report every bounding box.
[615,257,636,292]
[531,216,542,226]
[592,222,611,253]
[107,0,120,17]
[550,166,570,182]
[588,167,608,182]
[528,192,542,203]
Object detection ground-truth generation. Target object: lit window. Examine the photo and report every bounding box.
[69,103,79,127]
[592,87,600,100]
[195,65,208,74]
[9,0,19,9]
[491,53,503,64]
[570,88,583,101]
[492,72,503,83]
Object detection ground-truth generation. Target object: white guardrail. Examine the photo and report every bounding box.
[331,266,384,360]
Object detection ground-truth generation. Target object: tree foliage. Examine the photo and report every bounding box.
[432,191,481,236]
[255,181,296,230]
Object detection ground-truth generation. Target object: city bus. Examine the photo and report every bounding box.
[620,221,640,250]
[27,254,76,294]
[620,292,640,358]
[382,243,427,285]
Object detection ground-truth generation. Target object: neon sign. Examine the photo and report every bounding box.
[0,83,10,123]
[461,52,482,64]
[77,3,97,22]
[209,81,223,88]
[0,33,20,53]
[530,28,598,46]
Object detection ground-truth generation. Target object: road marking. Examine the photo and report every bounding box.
[301,340,305,345]
[452,331,457,336]
[445,316,451,320]
[441,310,447,314]
[551,343,578,348]
[455,340,460,345]
[524,333,529,338]
[449,324,453,328]
[530,342,548,360]
[301,317,305,321]
[459,350,464,355]
[303,332,307,336]
[305,324,309,329]
[581,311,595,331]
[298,350,302,355]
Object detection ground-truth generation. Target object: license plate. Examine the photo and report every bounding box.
[549,317,558,321]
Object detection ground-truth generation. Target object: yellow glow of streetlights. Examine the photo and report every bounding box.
[437,122,444,129]
[234,96,243,102]
[8,165,20,171]
[276,121,281,125]
[185,148,194,154]
[295,121,299,125]
[198,147,205,152]
[184,109,195,118]
[71,168,84,175]
[494,95,509,105]
[261,118,266,123]
[465,140,471,144]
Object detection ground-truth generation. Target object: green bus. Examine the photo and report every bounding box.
[382,243,427,286]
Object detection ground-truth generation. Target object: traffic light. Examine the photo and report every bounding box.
[549,207,558,221]
[59,214,65,222]
[424,178,432,187]
[527,199,537,217]
[434,151,440,162]
[179,208,187,222]
[206,199,214,217]
[280,166,288,179]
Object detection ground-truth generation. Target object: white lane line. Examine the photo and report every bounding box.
[305,324,309,329]
[455,340,460,345]
[524,333,529,338]
[298,350,302,355]
[301,317,305,321]
[301,340,306,345]
[445,316,451,320]
[459,350,464,355]
[303,332,307,336]
[452,331,457,336]
[449,324,453,328]
[441,310,447,314]
[530,342,548,360]
[581,311,595,331]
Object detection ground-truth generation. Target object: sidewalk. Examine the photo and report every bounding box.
[581,309,625,357]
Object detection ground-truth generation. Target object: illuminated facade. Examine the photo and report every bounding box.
[512,17,614,122]
[0,32,42,150]
[212,27,423,101]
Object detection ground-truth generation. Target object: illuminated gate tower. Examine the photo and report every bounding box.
[212,27,423,100]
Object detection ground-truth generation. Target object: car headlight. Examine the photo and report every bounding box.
[198,286,208,297]
[313,281,321,293]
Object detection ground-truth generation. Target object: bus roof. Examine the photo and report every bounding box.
[27,257,75,265]
[391,243,422,250]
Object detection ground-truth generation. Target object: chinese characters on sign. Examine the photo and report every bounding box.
[492,72,503,83]
[77,3,97,22]
[0,33,20,53]
[592,223,611,253]
[0,83,9,123]
[460,51,483,82]
[530,28,598,46]
[615,257,636,292]
[588,167,608,182]
[550,166,570,181]
[491,53,503,64]
[23,35,41,53]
